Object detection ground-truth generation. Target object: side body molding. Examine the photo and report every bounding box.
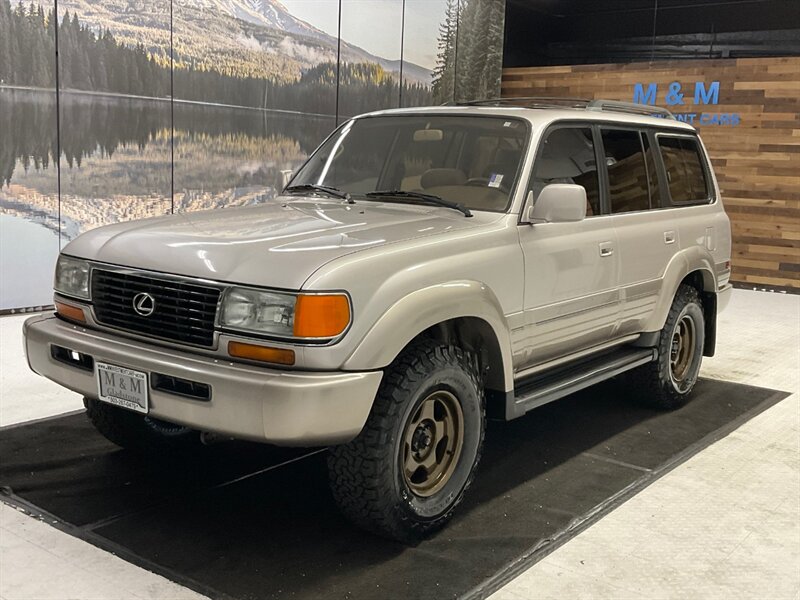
[642,245,717,333]
[343,281,515,394]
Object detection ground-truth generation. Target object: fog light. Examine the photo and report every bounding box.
[51,345,93,371]
[228,341,295,365]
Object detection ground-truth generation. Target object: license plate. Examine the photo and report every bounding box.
[96,362,149,414]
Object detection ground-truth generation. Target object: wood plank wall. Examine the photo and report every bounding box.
[502,57,800,292]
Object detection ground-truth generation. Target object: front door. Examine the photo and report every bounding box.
[514,125,621,373]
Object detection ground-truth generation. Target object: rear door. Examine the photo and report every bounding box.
[655,132,720,259]
[515,124,621,372]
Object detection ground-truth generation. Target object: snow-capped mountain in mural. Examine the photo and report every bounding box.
[55,0,432,85]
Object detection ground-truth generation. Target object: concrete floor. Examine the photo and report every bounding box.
[1,288,798,599]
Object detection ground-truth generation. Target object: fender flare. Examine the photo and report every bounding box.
[643,246,717,333]
[342,281,515,393]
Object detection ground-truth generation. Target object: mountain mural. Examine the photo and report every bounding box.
[55,0,432,86]
[0,0,506,310]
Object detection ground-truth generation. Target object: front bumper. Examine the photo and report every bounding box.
[23,315,382,446]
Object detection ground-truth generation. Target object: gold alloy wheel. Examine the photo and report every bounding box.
[402,390,465,498]
[670,314,696,385]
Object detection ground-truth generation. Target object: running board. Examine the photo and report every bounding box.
[510,347,657,418]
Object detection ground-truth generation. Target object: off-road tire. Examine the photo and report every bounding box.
[631,284,705,409]
[85,398,200,452]
[327,341,485,542]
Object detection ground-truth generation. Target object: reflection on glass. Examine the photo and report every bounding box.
[173,104,335,214]
[56,94,172,239]
[0,0,59,310]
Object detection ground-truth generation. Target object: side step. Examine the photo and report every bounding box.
[510,347,657,418]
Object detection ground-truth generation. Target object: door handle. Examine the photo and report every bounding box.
[664,231,676,245]
[599,242,614,257]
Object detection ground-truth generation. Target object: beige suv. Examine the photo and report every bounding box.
[24,99,732,541]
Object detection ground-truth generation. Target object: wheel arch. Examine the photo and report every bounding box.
[679,269,719,357]
[643,248,719,357]
[342,281,515,398]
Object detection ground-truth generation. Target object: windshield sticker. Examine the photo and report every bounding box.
[488,173,504,188]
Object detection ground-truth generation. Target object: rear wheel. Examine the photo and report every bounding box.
[631,284,705,409]
[327,341,485,542]
[85,398,199,451]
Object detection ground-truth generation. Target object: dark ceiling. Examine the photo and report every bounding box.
[504,0,800,66]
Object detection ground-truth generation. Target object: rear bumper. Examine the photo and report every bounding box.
[23,315,382,446]
[717,283,733,313]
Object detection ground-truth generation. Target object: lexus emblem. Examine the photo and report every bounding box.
[132,292,156,317]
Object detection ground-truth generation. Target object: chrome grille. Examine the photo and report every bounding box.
[91,269,220,347]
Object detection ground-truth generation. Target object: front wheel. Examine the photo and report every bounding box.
[631,284,705,409]
[327,342,485,542]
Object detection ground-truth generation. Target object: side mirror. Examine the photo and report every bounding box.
[280,169,294,188]
[526,184,587,224]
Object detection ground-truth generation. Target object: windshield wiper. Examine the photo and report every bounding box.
[364,190,472,217]
[284,184,353,203]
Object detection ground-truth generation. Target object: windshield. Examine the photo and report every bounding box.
[289,115,529,213]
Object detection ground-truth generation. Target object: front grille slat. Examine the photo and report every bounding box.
[93,309,213,333]
[93,279,219,301]
[95,277,219,299]
[92,291,216,314]
[91,269,220,347]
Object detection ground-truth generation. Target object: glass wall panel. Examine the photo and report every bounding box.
[0,0,59,309]
[55,0,172,242]
[454,0,505,102]
[337,0,403,117]
[173,0,338,212]
[400,0,445,107]
[1,0,508,309]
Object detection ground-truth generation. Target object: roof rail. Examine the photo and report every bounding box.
[586,99,676,120]
[448,97,676,120]
[447,97,590,109]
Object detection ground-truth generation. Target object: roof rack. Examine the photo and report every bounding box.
[586,99,676,120]
[448,97,676,120]
[448,97,591,110]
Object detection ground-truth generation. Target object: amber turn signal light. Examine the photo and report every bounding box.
[55,300,86,323]
[293,294,351,338]
[228,341,295,365]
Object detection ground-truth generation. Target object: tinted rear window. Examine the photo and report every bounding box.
[658,136,710,204]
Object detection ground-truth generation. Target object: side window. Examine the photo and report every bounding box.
[601,129,652,214]
[643,133,663,209]
[657,136,711,204]
[531,127,600,216]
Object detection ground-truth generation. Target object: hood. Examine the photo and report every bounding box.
[63,198,495,290]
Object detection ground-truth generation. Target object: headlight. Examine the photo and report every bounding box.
[220,287,351,339]
[54,255,91,300]
[220,287,296,337]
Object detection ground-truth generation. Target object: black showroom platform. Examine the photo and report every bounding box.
[0,379,787,600]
